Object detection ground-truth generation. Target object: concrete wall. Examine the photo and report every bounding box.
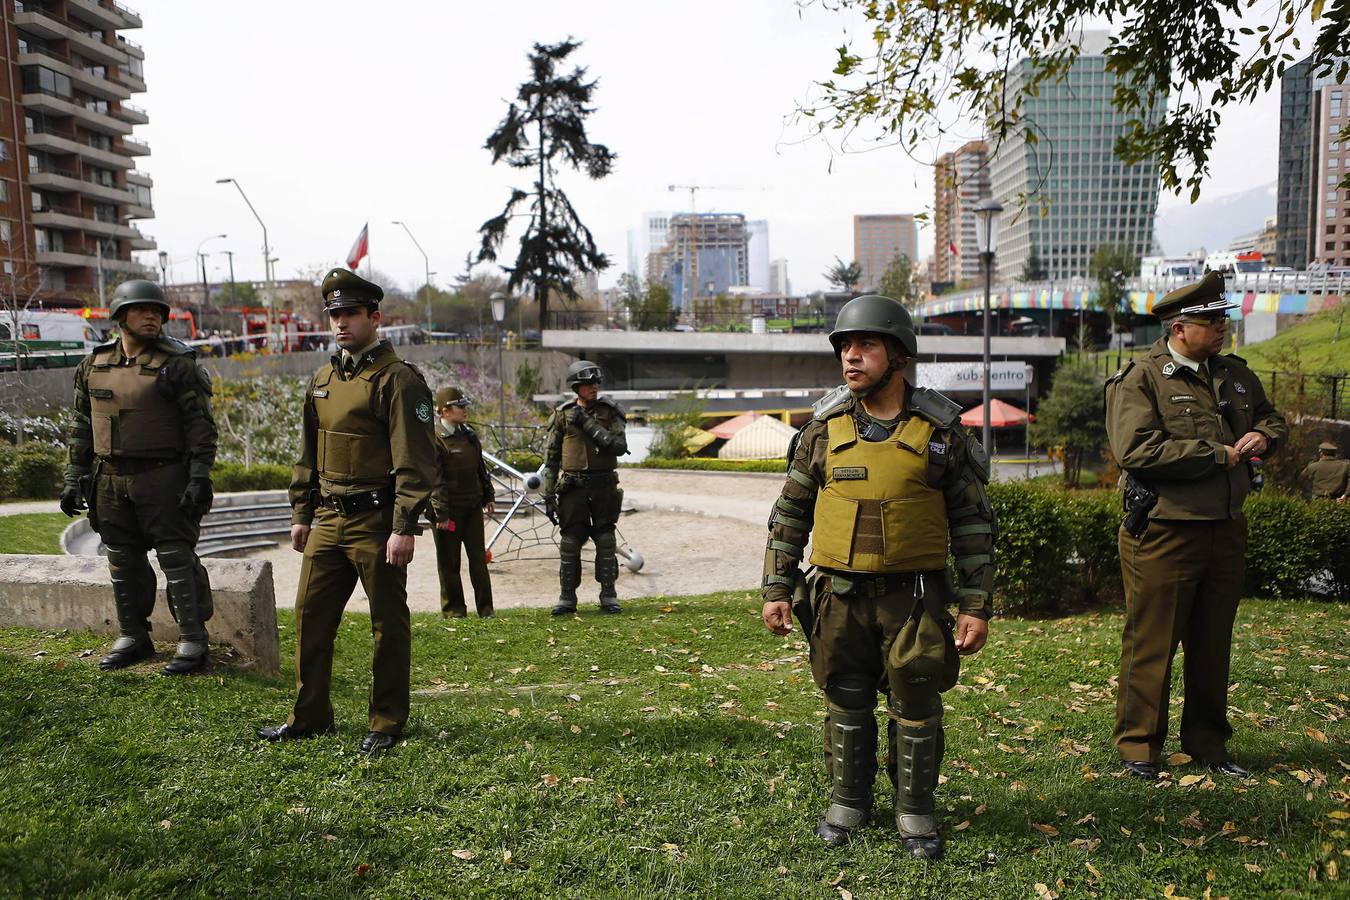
[0,554,280,673]
[0,343,573,410]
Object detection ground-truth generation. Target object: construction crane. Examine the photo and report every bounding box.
[667,184,766,310]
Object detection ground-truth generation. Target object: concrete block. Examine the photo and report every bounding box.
[0,554,280,673]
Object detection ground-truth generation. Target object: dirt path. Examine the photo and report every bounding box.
[258,468,787,613]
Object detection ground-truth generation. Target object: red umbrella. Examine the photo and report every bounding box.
[960,398,1035,428]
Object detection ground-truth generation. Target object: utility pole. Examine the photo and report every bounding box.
[224,250,236,308]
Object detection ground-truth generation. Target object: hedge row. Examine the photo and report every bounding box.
[0,443,65,500]
[987,482,1350,613]
[633,457,785,473]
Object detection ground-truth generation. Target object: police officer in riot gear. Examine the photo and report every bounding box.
[541,360,628,615]
[761,295,996,858]
[62,279,218,675]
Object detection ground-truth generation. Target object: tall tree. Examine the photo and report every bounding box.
[477,40,616,327]
[802,0,1349,203]
[877,253,919,308]
[824,257,863,293]
[1021,246,1047,282]
[1029,361,1108,488]
[1089,243,1139,332]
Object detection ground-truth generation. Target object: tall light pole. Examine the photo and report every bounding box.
[157,250,168,285]
[391,220,433,333]
[491,291,507,450]
[216,178,273,348]
[974,197,1004,460]
[196,233,226,329]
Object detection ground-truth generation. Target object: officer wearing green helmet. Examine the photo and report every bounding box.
[541,359,628,614]
[760,294,996,858]
[430,386,495,617]
[61,278,219,675]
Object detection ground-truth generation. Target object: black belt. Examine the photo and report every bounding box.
[100,457,179,475]
[320,488,393,515]
[819,569,940,599]
[561,471,617,481]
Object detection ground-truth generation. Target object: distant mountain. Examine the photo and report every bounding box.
[1154,182,1276,257]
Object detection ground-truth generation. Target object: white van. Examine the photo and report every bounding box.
[0,310,105,371]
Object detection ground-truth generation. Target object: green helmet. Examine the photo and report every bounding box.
[109,279,170,320]
[435,386,470,408]
[828,294,918,358]
[566,359,603,390]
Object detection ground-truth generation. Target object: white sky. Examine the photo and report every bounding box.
[132,1,1296,295]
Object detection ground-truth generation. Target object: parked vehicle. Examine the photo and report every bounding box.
[0,310,104,371]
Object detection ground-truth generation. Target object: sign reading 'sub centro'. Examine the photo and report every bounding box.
[916,362,1032,394]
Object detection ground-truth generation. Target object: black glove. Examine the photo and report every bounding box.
[179,477,214,517]
[542,492,558,525]
[59,485,86,518]
[568,406,587,427]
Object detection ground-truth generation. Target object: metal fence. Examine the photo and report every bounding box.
[544,309,826,333]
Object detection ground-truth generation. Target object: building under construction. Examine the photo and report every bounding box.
[661,212,749,308]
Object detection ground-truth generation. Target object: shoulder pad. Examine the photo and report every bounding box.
[962,431,992,483]
[94,336,118,350]
[400,360,430,386]
[1221,352,1247,366]
[558,399,578,411]
[812,384,852,420]
[909,386,962,428]
[155,336,195,357]
[1106,359,1136,385]
[594,395,627,418]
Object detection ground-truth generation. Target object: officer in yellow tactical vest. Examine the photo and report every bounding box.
[1106,272,1287,780]
[61,279,218,675]
[258,268,442,754]
[541,360,628,615]
[431,386,495,617]
[760,295,996,859]
[1302,441,1349,500]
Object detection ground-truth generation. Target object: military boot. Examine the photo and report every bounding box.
[552,534,582,616]
[815,705,877,846]
[594,529,621,613]
[159,546,211,676]
[893,713,945,860]
[100,547,155,671]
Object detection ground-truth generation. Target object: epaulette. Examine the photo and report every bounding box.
[402,360,430,386]
[155,335,195,357]
[909,386,962,428]
[1106,359,1136,385]
[811,384,852,420]
[1222,352,1247,365]
[594,395,627,419]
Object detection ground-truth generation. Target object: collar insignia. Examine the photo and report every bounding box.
[1161,362,1177,377]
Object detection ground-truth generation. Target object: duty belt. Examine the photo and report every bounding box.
[561,471,617,481]
[99,456,179,475]
[820,569,942,599]
[320,488,393,515]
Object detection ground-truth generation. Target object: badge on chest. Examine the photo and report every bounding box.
[832,466,868,481]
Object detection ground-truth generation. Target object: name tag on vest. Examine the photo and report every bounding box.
[1170,394,1196,403]
[312,389,329,398]
[90,388,114,400]
[832,466,868,481]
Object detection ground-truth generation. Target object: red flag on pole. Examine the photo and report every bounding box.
[346,223,369,270]
[949,241,959,257]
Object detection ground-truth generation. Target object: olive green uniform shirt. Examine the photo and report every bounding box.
[1106,337,1287,520]
[1303,457,1350,499]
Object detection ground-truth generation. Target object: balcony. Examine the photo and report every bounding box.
[112,67,146,93]
[35,249,152,275]
[22,90,133,136]
[32,208,141,240]
[14,10,130,67]
[24,130,133,169]
[65,0,125,31]
[118,102,148,125]
[16,48,131,101]
[120,135,149,156]
[28,168,136,205]
[125,169,152,187]
[116,35,144,59]
[129,228,155,251]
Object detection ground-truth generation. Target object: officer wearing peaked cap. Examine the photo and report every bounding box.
[259,268,444,754]
[61,279,219,676]
[1106,271,1287,780]
[430,386,495,617]
[1302,441,1349,500]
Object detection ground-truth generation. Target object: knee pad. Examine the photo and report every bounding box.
[888,693,943,729]
[592,528,618,584]
[155,542,196,577]
[558,534,583,559]
[824,674,876,711]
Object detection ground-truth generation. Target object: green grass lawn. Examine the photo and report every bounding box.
[0,511,70,554]
[0,594,1346,898]
[1241,307,1350,375]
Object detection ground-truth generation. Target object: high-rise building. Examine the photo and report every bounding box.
[987,31,1163,281]
[627,211,669,280]
[853,214,917,291]
[663,212,748,307]
[1,1,155,304]
[1277,57,1350,268]
[768,257,790,295]
[746,219,769,291]
[933,140,990,284]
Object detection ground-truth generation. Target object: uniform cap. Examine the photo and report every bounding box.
[321,268,384,311]
[436,386,470,407]
[1318,441,1340,453]
[1152,271,1238,319]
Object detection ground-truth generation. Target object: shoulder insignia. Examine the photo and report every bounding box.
[811,384,852,421]
[965,434,992,483]
[1106,359,1136,385]
[1222,352,1247,365]
[909,386,962,428]
[402,361,430,387]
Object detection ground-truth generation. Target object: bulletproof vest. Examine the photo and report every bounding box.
[438,428,482,504]
[809,413,948,573]
[86,344,185,459]
[561,403,618,472]
[311,352,396,483]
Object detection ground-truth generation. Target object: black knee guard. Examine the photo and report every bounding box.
[592,527,618,588]
[105,545,154,636]
[156,543,208,642]
[558,533,583,597]
[888,696,944,840]
[822,675,878,829]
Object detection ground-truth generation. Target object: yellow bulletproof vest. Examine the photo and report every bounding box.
[560,404,618,473]
[86,345,186,459]
[808,413,949,573]
[312,354,396,484]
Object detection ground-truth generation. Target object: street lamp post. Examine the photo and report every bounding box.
[391,220,433,334]
[157,250,168,285]
[196,233,227,330]
[974,197,1004,461]
[215,178,273,349]
[491,291,507,451]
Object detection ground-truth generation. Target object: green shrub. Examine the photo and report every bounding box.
[1061,489,1124,604]
[1242,491,1324,599]
[213,462,291,493]
[633,457,786,473]
[1306,499,1350,602]
[499,452,544,473]
[987,481,1074,613]
[0,443,65,500]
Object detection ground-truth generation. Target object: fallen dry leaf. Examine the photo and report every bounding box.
[503,850,513,865]
[1178,774,1205,787]
[1244,863,1263,874]
[452,849,476,861]
[159,819,171,830]
[1034,882,1058,900]
[355,863,371,877]
[1085,861,1103,880]
[1075,813,1095,826]
[953,820,972,831]
[1032,823,1060,837]
[1167,752,1193,766]
[540,774,559,788]
[1306,726,1329,743]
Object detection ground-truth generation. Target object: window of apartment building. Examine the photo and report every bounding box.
[86,132,112,152]
[88,167,114,188]
[20,66,72,99]
[1330,225,1338,235]
[0,181,7,204]
[1329,208,1338,218]
[83,98,109,115]
[1329,241,1338,251]
[93,203,115,223]
[127,56,144,80]
[31,190,44,212]
[1333,157,1342,167]
[0,221,10,243]
[33,228,62,254]
[1330,174,1340,185]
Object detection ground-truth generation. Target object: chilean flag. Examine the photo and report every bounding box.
[346,223,369,270]
[949,241,959,257]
